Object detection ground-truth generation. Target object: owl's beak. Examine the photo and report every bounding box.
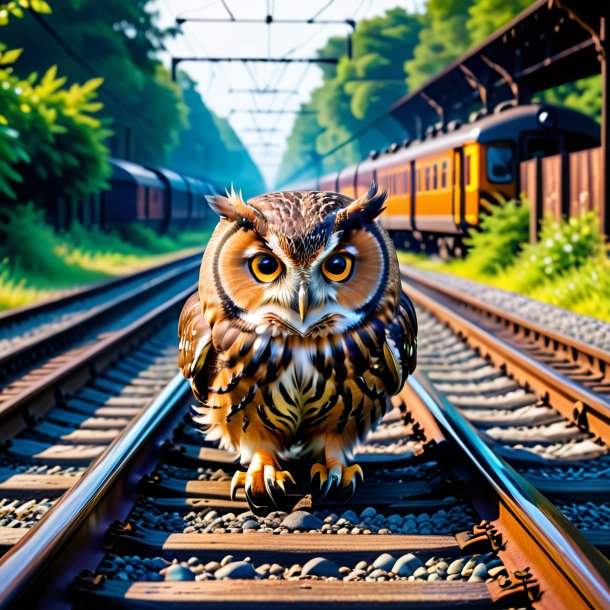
[298,281,309,323]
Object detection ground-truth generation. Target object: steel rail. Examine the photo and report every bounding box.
[0,251,202,325]
[409,371,610,610]
[402,277,610,440]
[0,259,201,375]
[0,283,197,426]
[401,265,610,367]
[0,373,191,608]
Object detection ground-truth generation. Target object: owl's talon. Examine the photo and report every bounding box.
[310,463,328,494]
[263,467,295,507]
[310,461,364,500]
[342,465,364,502]
[230,470,247,501]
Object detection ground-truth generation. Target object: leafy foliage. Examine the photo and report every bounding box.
[463,198,530,275]
[277,8,423,184]
[466,0,531,42]
[0,1,111,202]
[0,201,210,310]
[510,212,602,288]
[406,0,472,91]
[0,59,111,202]
[1,0,187,166]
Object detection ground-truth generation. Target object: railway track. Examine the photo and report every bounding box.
[0,368,606,606]
[401,265,610,553]
[0,250,202,389]
[0,255,606,608]
[0,251,201,560]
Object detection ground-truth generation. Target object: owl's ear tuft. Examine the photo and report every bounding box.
[205,186,267,233]
[205,195,237,219]
[334,181,387,230]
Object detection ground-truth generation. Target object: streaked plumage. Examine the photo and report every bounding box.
[178,184,417,508]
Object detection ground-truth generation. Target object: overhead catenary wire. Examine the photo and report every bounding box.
[308,0,337,22]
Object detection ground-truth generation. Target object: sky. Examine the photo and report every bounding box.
[156,1,424,186]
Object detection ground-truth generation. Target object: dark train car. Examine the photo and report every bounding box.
[184,176,213,226]
[149,166,190,231]
[103,158,166,229]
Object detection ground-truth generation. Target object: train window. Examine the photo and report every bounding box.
[465,155,472,186]
[525,137,559,159]
[441,160,448,189]
[432,164,438,190]
[425,167,430,191]
[404,170,409,194]
[487,144,514,184]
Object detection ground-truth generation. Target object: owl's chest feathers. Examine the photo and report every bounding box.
[268,342,324,420]
[253,334,376,443]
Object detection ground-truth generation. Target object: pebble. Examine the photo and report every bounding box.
[392,553,424,577]
[301,557,342,578]
[242,520,260,530]
[360,507,377,519]
[468,563,488,583]
[372,553,396,571]
[488,565,507,577]
[164,565,195,581]
[413,566,428,578]
[215,561,257,580]
[447,559,464,575]
[341,510,359,523]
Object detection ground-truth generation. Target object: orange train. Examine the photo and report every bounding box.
[297,104,599,253]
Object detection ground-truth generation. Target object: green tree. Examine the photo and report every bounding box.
[0,1,110,202]
[1,0,187,165]
[278,8,422,185]
[466,0,531,43]
[406,0,473,91]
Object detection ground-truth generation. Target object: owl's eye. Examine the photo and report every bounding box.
[322,251,354,282]
[249,253,282,283]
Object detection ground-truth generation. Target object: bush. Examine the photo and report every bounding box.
[0,0,110,204]
[506,211,602,291]
[0,62,111,204]
[117,224,177,254]
[0,202,96,282]
[463,198,530,275]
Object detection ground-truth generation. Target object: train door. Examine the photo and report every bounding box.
[409,160,416,230]
[452,148,464,229]
[463,143,480,227]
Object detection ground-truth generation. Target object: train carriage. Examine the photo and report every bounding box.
[103,158,166,230]
[307,104,599,254]
[149,166,190,231]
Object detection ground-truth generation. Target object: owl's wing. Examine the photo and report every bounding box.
[178,292,213,402]
[381,291,418,395]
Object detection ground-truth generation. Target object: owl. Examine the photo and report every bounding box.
[178,184,417,509]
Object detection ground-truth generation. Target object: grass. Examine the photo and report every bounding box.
[397,200,610,322]
[0,203,211,311]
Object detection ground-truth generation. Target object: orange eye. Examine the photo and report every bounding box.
[249,253,282,283]
[322,251,354,282]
